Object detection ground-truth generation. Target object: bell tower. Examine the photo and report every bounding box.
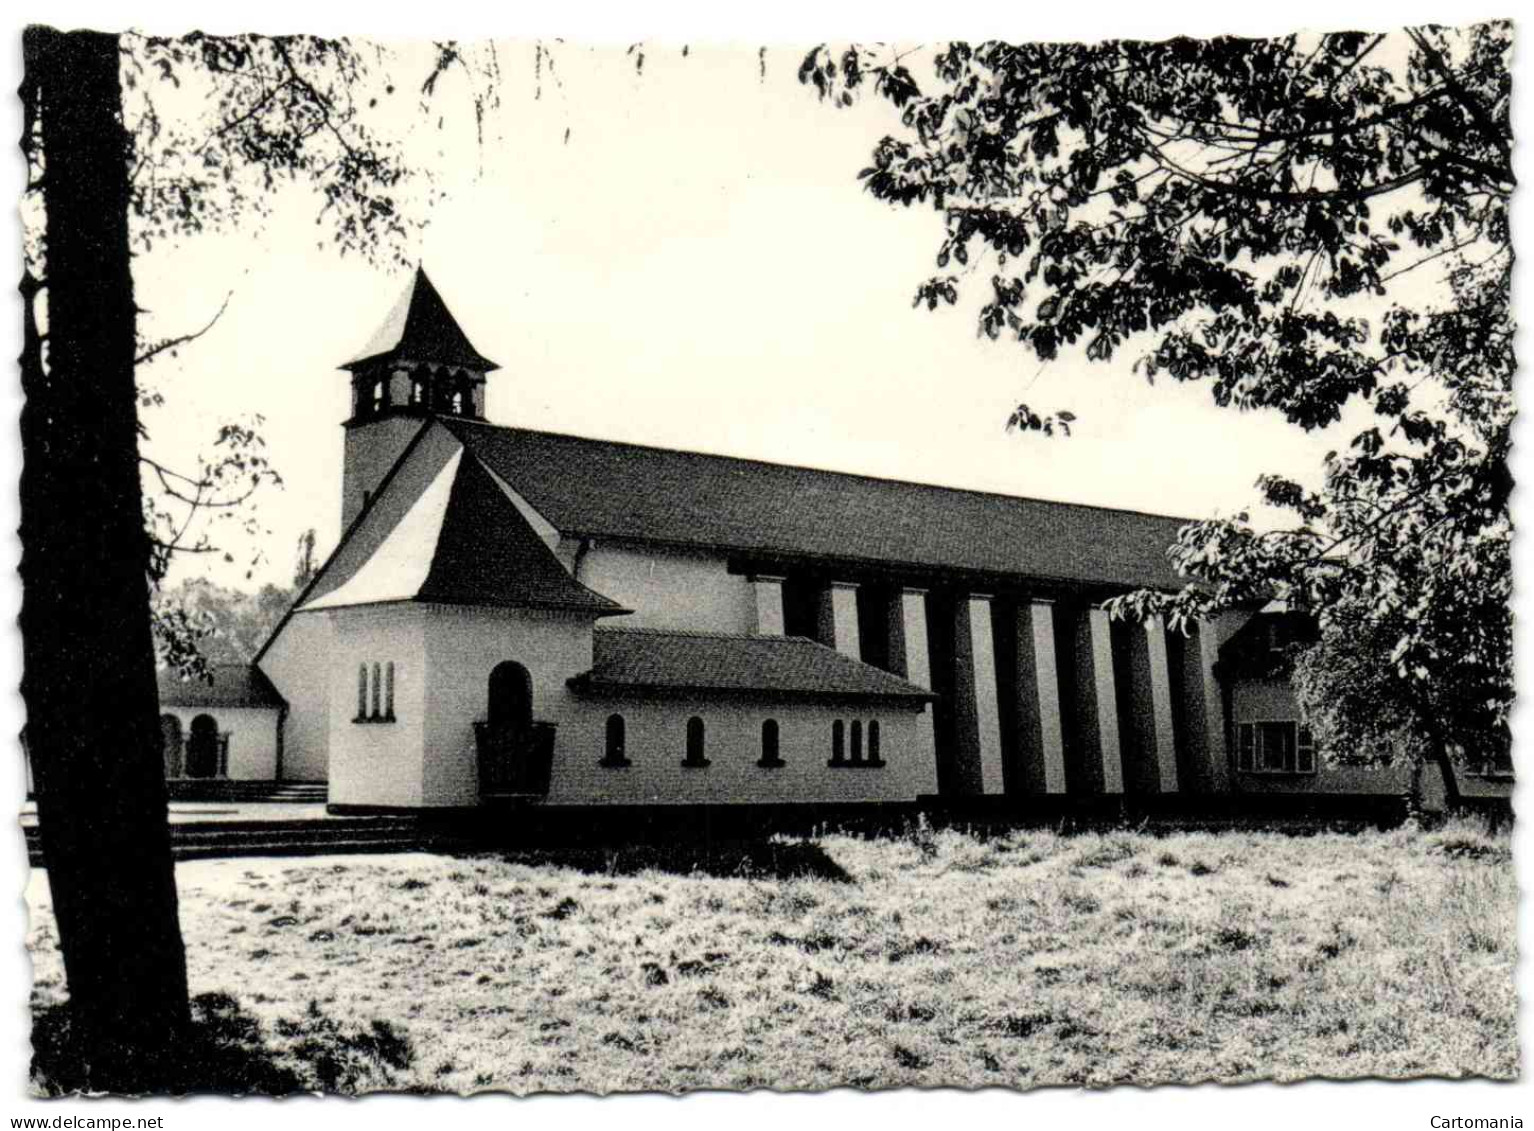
[338,267,500,528]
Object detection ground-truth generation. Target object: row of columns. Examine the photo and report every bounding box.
[748,573,1228,798]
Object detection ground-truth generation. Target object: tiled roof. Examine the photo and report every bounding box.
[418,455,627,614]
[343,268,499,373]
[446,420,1192,591]
[158,664,285,709]
[570,628,934,703]
[301,449,626,616]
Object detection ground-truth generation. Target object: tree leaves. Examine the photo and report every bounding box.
[809,24,1515,764]
[1006,404,1074,437]
[121,33,419,264]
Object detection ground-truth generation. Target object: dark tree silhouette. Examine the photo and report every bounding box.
[20,27,189,1089]
[19,25,491,1089]
[802,23,1513,800]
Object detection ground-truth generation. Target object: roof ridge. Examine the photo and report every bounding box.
[445,418,1197,525]
[595,626,817,643]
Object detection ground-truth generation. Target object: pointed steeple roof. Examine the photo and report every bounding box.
[300,448,625,617]
[342,267,500,373]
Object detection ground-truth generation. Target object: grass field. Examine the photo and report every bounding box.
[26,819,1518,1094]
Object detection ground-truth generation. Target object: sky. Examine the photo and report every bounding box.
[127,35,1351,590]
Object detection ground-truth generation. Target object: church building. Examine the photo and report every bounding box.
[166,268,1471,813]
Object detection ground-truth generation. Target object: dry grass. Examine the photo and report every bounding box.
[26,818,1518,1094]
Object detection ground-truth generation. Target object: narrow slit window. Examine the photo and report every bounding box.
[370,663,382,720]
[850,719,863,764]
[868,720,881,764]
[384,662,396,720]
[604,714,628,766]
[357,664,368,719]
[683,716,708,767]
[760,719,781,766]
[830,719,845,765]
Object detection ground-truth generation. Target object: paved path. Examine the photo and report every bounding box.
[20,800,460,865]
[18,800,339,827]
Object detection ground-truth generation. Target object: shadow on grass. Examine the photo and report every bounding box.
[32,993,414,1096]
[485,838,854,883]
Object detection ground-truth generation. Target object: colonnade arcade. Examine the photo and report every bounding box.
[746,571,1230,800]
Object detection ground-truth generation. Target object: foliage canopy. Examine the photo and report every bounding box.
[802,23,1514,768]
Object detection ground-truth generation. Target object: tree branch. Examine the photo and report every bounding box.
[1405,26,1512,171]
[135,290,232,366]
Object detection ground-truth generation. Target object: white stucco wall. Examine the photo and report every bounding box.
[260,420,467,787]
[160,706,280,780]
[577,541,757,633]
[258,611,333,781]
[386,601,938,809]
[341,415,430,530]
[421,604,598,807]
[549,699,933,806]
[326,605,429,807]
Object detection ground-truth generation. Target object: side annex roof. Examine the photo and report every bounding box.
[158,663,285,709]
[569,628,934,705]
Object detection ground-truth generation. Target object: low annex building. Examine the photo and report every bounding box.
[162,268,1468,813]
[156,663,284,781]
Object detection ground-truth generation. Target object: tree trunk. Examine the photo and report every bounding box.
[1401,755,1424,826]
[21,27,190,1091]
[1417,703,1464,814]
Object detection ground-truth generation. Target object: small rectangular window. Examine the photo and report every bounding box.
[1266,620,1287,654]
[1238,721,1315,774]
[1259,721,1293,772]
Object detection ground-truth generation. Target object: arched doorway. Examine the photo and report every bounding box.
[160,715,184,779]
[186,714,220,779]
[487,661,533,732]
[477,661,555,796]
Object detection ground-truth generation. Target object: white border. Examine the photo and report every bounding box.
[1,3,1526,1128]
